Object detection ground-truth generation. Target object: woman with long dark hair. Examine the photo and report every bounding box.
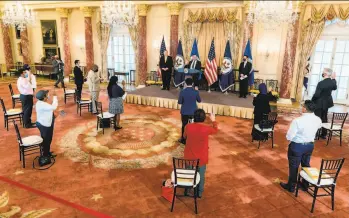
[251,83,271,140]
[108,76,125,129]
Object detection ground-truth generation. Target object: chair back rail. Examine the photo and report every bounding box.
[13,120,23,145]
[172,157,199,187]
[253,79,264,90]
[8,84,15,96]
[95,101,103,118]
[0,98,7,114]
[329,112,348,129]
[266,79,278,91]
[317,158,345,185]
[260,112,278,131]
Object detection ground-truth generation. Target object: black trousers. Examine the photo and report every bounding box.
[239,79,248,97]
[36,118,55,156]
[162,71,171,90]
[287,142,314,187]
[55,73,65,87]
[315,108,328,137]
[181,115,193,140]
[19,94,33,127]
[76,83,83,101]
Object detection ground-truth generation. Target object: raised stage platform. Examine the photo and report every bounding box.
[125,86,301,119]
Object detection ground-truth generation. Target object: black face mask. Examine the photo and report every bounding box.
[243,58,247,62]
[322,73,325,78]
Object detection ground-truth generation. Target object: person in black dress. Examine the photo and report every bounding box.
[73,60,84,101]
[251,83,271,140]
[108,76,125,129]
[159,50,173,90]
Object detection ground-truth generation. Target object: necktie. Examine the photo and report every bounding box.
[191,60,196,69]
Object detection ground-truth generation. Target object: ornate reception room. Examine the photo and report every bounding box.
[0,1,349,217]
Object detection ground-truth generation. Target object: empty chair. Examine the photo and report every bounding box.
[95,101,116,134]
[320,112,348,146]
[76,97,92,116]
[8,84,21,108]
[13,121,43,168]
[0,98,23,131]
[295,158,345,213]
[63,87,76,104]
[170,158,200,214]
[252,112,278,149]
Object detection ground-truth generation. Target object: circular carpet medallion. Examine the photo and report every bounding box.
[59,115,184,169]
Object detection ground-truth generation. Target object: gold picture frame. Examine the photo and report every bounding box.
[43,47,58,60]
[41,20,58,46]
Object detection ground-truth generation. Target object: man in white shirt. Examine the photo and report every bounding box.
[35,90,58,157]
[17,68,35,128]
[23,64,37,92]
[280,100,322,192]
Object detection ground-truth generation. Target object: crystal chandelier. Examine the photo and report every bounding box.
[1,1,36,31]
[247,1,298,30]
[100,1,138,27]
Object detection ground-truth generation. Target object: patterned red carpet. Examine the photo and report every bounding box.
[0,79,349,217]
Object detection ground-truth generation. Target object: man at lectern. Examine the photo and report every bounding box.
[186,55,201,88]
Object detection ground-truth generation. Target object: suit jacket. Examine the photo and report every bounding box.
[87,70,100,92]
[73,66,84,85]
[159,55,173,74]
[238,61,252,81]
[52,59,64,75]
[178,87,201,115]
[312,78,337,110]
[186,60,201,70]
[253,94,271,124]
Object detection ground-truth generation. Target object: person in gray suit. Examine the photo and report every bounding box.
[53,55,65,88]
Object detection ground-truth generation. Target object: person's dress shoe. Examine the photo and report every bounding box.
[25,124,36,129]
[178,139,186,144]
[115,126,122,130]
[54,85,59,88]
[280,182,295,193]
[161,88,166,90]
[48,152,57,158]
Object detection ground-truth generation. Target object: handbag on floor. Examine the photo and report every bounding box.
[161,179,175,203]
[33,155,55,170]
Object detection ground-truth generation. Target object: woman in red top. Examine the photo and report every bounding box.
[183,109,218,198]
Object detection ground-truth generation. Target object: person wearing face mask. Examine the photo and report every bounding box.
[311,68,337,139]
[23,64,36,92]
[87,64,102,114]
[35,90,58,158]
[159,50,173,91]
[107,76,125,129]
[186,55,202,88]
[73,60,84,101]
[17,68,35,128]
[238,55,252,98]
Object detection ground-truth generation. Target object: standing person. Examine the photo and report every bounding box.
[159,50,173,90]
[251,83,271,140]
[178,78,201,144]
[87,64,101,114]
[108,76,125,130]
[183,109,218,198]
[17,68,35,128]
[185,55,202,88]
[73,60,84,101]
[311,68,337,139]
[23,64,36,92]
[238,55,252,98]
[53,55,65,88]
[35,90,58,158]
[280,100,322,192]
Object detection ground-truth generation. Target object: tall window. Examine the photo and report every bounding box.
[309,38,349,102]
[107,33,135,72]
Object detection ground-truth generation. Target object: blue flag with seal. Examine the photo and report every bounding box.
[219,40,234,92]
[174,39,185,87]
[244,39,254,86]
[187,38,202,80]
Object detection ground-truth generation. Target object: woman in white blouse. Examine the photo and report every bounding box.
[87,64,101,113]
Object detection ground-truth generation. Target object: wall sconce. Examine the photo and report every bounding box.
[265,50,270,59]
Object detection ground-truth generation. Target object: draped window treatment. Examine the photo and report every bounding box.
[182,8,242,68]
[294,4,349,101]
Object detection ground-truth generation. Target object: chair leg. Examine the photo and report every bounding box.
[194,187,198,214]
[258,139,261,149]
[6,118,8,131]
[339,131,342,146]
[295,174,301,197]
[80,106,82,116]
[64,95,66,104]
[170,187,177,212]
[326,131,331,146]
[310,187,318,213]
[22,150,25,168]
[96,118,99,131]
[12,99,15,108]
[19,147,21,161]
[331,186,335,211]
[271,132,274,149]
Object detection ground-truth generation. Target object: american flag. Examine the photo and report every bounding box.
[157,36,166,77]
[204,38,218,86]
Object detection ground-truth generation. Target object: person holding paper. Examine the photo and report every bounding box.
[108,76,125,130]
[238,55,252,98]
[280,100,322,193]
[35,90,58,158]
[159,50,173,91]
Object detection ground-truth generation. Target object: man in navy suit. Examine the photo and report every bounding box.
[178,78,202,144]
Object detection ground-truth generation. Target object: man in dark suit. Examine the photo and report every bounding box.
[312,68,337,139]
[185,55,202,88]
[178,78,202,144]
[53,55,65,88]
[159,50,173,90]
[239,55,252,98]
[73,60,84,101]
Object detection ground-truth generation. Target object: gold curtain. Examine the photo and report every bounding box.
[294,4,349,100]
[182,8,242,66]
[96,22,111,80]
[128,25,139,85]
